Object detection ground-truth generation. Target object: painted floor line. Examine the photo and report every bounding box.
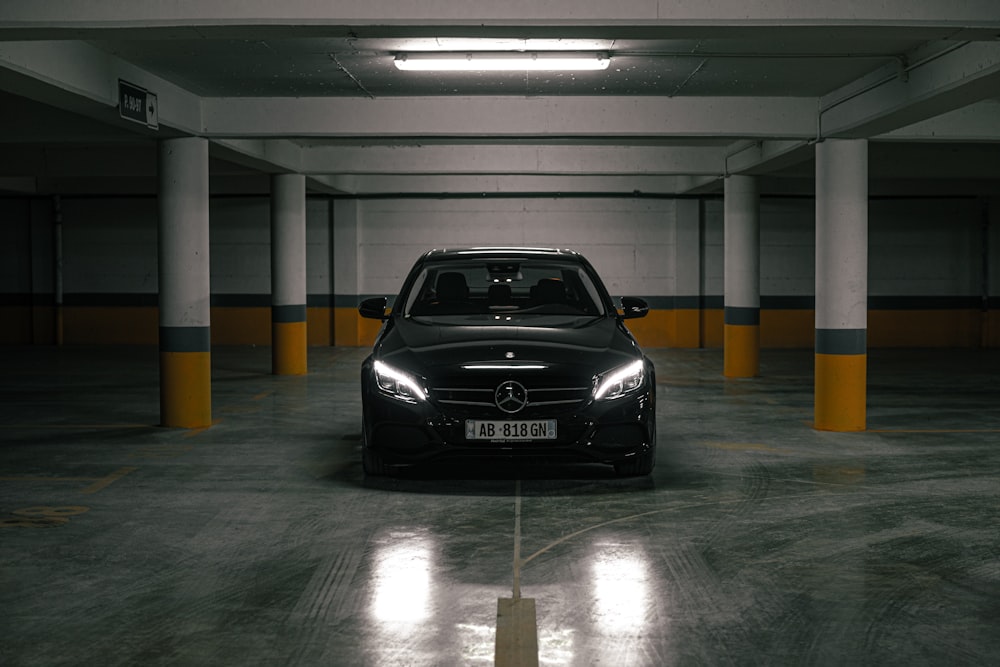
[0,423,156,429]
[512,479,522,600]
[0,467,138,495]
[0,475,103,483]
[495,597,539,667]
[495,479,539,667]
[81,466,138,494]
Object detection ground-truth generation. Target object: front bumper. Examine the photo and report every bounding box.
[361,372,655,467]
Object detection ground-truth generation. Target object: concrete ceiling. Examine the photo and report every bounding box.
[1,1,999,197]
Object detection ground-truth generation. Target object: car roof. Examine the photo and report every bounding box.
[420,247,583,261]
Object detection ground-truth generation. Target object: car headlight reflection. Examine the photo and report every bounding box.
[373,360,427,402]
[593,359,645,401]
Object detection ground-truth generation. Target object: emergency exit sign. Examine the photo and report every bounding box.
[118,80,158,129]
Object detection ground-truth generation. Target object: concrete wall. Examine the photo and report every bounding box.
[1,193,996,348]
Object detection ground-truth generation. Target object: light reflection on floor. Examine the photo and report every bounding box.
[591,541,652,633]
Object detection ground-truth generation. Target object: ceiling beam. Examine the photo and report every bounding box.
[878,100,1000,142]
[3,1,999,29]
[202,96,818,139]
[315,173,691,195]
[0,40,201,136]
[209,139,303,174]
[299,144,726,176]
[820,40,1000,138]
[724,139,815,176]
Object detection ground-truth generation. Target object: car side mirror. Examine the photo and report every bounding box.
[619,296,649,320]
[359,296,389,321]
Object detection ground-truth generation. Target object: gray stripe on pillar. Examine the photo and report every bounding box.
[816,328,867,355]
[159,326,211,353]
[724,306,760,326]
[272,304,307,323]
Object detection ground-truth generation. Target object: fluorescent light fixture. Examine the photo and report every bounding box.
[394,52,610,72]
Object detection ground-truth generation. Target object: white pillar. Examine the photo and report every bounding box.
[271,173,307,375]
[815,138,868,431]
[158,137,211,427]
[724,175,760,377]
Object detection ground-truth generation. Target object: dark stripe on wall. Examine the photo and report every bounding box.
[272,304,307,323]
[762,295,815,309]
[672,296,702,309]
[159,326,211,353]
[64,293,159,307]
[868,295,983,310]
[306,294,333,307]
[337,294,398,308]
[213,294,335,308]
[212,294,269,307]
[724,306,761,326]
[0,293,40,306]
[816,328,867,355]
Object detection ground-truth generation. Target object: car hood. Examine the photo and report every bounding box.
[375,314,642,379]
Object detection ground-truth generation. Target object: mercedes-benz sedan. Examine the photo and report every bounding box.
[358,247,656,476]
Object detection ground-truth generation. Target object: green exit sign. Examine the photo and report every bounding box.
[118,80,158,129]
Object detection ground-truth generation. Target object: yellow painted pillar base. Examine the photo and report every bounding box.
[273,321,308,375]
[724,324,760,378]
[160,351,212,428]
[815,353,867,431]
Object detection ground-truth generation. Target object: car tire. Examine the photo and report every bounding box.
[613,420,656,477]
[614,448,655,476]
[361,424,390,476]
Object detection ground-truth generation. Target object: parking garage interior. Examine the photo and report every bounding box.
[1,3,999,666]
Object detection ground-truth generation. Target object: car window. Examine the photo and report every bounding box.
[404,260,605,317]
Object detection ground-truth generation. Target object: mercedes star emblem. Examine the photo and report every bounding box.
[495,380,529,414]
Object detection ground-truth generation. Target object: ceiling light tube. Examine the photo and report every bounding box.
[394,52,610,72]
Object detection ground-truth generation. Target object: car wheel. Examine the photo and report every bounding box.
[613,420,656,477]
[361,423,390,476]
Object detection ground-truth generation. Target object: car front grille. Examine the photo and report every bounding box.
[430,383,592,416]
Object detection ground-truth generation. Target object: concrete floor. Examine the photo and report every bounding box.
[1,344,999,666]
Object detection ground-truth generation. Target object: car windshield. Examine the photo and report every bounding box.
[403,259,607,318]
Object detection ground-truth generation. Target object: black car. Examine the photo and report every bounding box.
[358,247,656,476]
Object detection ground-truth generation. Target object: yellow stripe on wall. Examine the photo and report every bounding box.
[814,352,866,432]
[160,351,212,428]
[869,309,981,347]
[987,311,1000,348]
[307,307,333,347]
[724,324,760,377]
[0,306,32,344]
[672,309,702,348]
[211,307,271,345]
[702,309,724,348]
[762,310,815,348]
[272,320,307,375]
[63,307,158,344]
[624,309,673,348]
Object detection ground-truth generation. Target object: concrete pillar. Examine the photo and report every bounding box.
[674,198,702,348]
[158,138,211,428]
[815,139,868,431]
[270,173,308,375]
[724,175,760,378]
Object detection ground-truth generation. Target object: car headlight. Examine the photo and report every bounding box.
[373,360,427,402]
[593,359,645,401]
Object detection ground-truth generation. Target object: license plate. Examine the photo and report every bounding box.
[466,419,557,441]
